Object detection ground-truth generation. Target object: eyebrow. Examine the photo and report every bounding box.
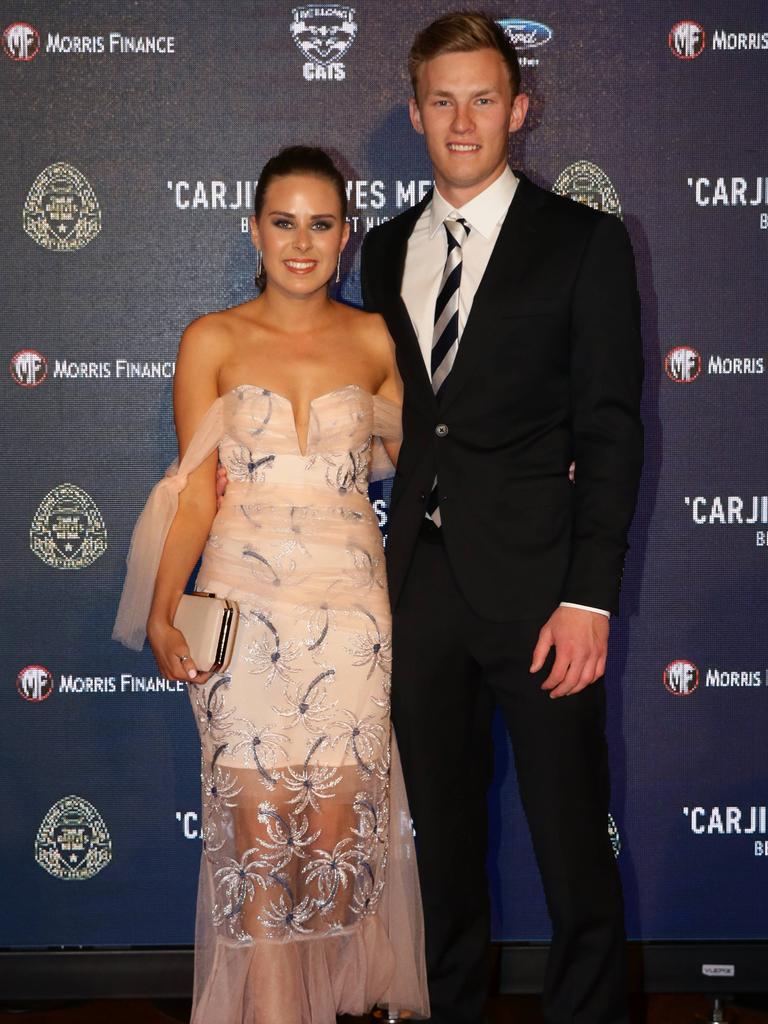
[430,86,500,98]
[268,210,338,219]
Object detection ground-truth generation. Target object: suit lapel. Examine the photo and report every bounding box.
[437,173,546,413]
[377,192,436,406]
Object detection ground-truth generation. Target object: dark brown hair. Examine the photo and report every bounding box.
[408,10,521,100]
[253,146,348,290]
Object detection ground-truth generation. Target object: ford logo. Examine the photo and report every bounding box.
[496,18,553,50]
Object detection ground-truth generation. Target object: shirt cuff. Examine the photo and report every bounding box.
[559,602,611,619]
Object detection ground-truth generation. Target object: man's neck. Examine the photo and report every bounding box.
[433,162,509,210]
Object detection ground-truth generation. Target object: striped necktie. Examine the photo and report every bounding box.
[426,216,470,525]
[431,216,470,397]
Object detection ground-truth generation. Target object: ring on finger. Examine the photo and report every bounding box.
[179,654,189,663]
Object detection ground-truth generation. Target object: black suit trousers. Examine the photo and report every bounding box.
[391,532,629,1024]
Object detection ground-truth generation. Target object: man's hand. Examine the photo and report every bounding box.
[216,463,228,509]
[529,606,609,699]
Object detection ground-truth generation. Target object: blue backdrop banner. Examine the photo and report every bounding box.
[2,0,767,949]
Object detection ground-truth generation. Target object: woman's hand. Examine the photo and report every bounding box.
[147,619,211,685]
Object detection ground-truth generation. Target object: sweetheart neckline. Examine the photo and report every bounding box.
[221,383,380,458]
[223,382,368,405]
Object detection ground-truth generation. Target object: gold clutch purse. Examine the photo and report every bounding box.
[172,592,239,674]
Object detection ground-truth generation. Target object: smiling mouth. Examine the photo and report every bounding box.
[284,259,318,273]
[447,143,481,152]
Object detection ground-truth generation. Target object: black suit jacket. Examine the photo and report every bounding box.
[361,173,643,621]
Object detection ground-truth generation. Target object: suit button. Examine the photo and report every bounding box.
[435,423,449,438]
[418,492,426,501]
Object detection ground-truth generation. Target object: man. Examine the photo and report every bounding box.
[360,12,643,1024]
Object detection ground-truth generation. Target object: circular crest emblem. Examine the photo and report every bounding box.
[663,660,699,696]
[10,348,48,387]
[3,22,40,61]
[669,21,706,60]
[35,795,112,880]
[608,813,621,858]
[23,162,102,252]
[552,161,623,219]
[664,346,701,382]
[30,483,107,570]
[17,664,54,702]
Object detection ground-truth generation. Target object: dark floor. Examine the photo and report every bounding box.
[2,996,768,1023]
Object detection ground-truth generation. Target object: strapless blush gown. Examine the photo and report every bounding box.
[113,384,429,1024]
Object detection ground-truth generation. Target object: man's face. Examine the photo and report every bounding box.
[409,48,528,204]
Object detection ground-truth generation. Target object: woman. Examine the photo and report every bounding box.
[113,146,428,1023]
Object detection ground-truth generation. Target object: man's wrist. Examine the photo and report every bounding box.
[559,601,610,619]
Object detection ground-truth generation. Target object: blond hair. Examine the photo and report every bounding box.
[408,10,521,99]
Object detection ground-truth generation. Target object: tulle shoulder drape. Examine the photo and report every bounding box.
[112,396,225,651]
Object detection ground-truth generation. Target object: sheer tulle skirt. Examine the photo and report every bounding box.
[191,737,427,1024]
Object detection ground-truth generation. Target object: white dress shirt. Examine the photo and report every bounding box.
[400,166,609,619]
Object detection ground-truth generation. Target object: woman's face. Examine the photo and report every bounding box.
[250,173,349,296]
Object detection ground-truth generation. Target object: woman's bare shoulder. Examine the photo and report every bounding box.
[179,302,260,363]
[357,308,395,363]
[182,303,254,344]
[333,303,391,345]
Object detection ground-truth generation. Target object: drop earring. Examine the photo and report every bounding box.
[255,250,263,287]
[335,253,341,284]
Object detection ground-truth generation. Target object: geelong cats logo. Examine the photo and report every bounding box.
[290,6,357,80]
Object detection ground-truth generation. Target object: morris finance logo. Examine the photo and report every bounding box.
[669,20,706,59]
[665,346,764,380]
[663,660,699,696]
[35,795,112,880]
[17,665,54,703]
[57,672,187,695]
[10,349,48,387]
[664,346,701,382]
[23,163,102,252]
[290,6,357,81]
[3,22,40,60]
[30,483,107,570]
[552,161,622,218]
[5,24,175,58]
[670,21,768,58]
[665,658,764,693]
[497,19,552,67]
